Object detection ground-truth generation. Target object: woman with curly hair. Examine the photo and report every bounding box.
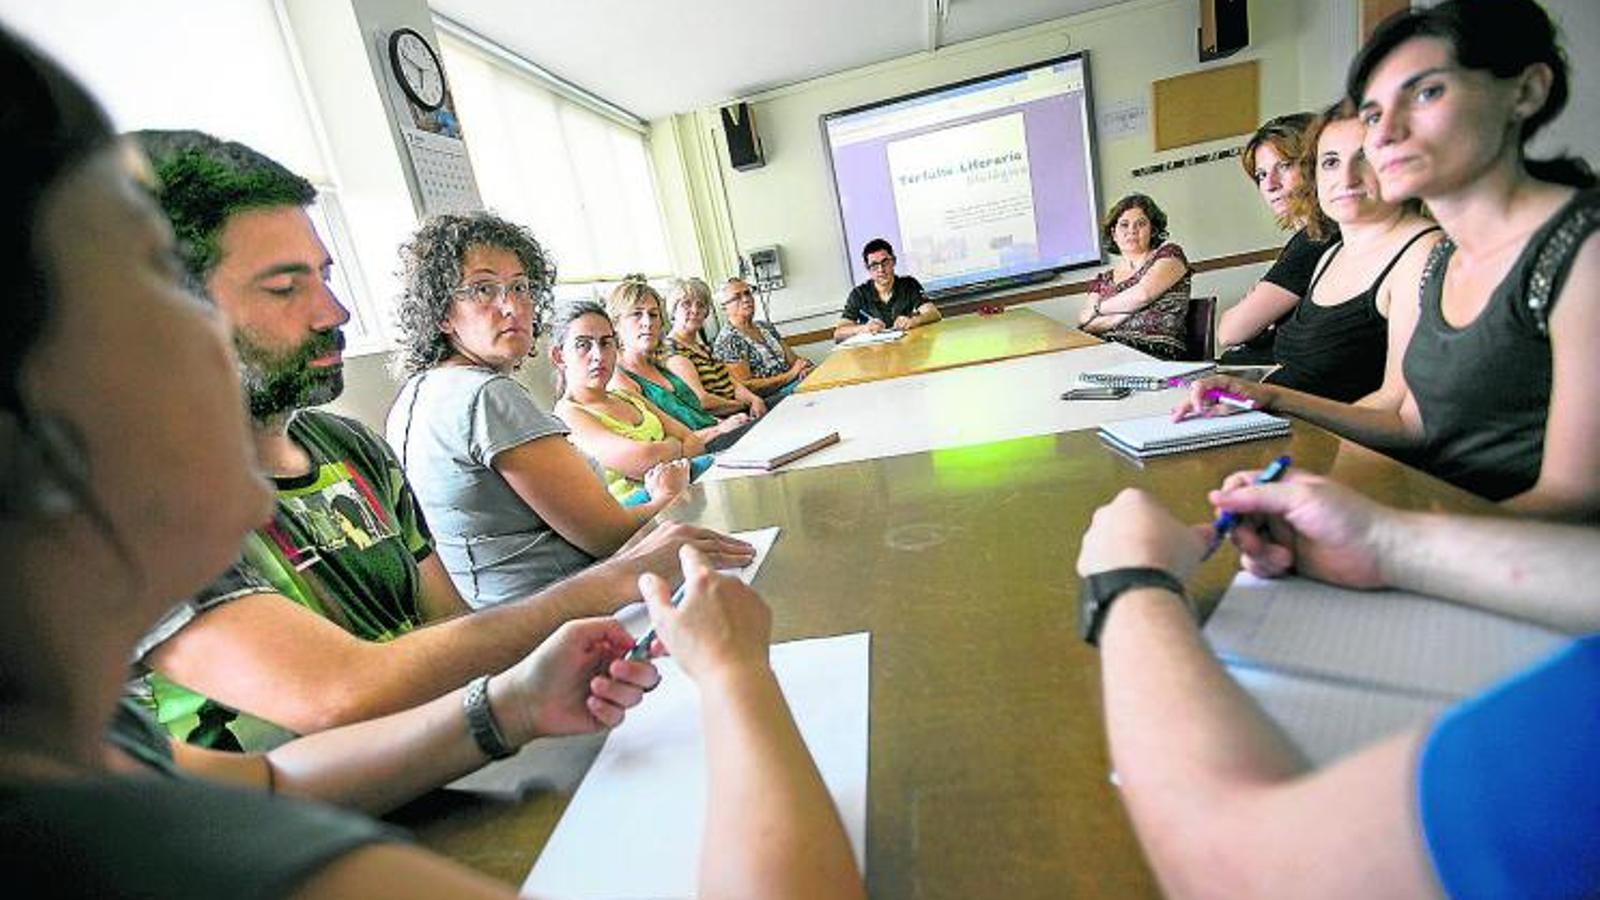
[386,213,689,609]
[1076,193,1193,359]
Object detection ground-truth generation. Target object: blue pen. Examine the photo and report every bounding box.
[1202,455,1291,560]
[625,581,688,661]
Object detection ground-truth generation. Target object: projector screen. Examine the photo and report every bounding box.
[821,53,1103,298]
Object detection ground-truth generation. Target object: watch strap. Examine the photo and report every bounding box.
[1082,567,1187,647]
[463,675,517,760]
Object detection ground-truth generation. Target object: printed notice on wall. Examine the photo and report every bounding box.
[1097,98,1149,140]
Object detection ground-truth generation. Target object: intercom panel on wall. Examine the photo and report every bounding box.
[376,25,483,217]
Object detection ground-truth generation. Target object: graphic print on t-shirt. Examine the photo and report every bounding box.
[265,462,400,571]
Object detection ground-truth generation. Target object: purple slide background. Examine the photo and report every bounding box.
[828,93,1100,291]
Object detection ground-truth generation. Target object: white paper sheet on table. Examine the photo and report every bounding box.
[522,631,871,899]
[445,527,782,798]
[837,328,904,347]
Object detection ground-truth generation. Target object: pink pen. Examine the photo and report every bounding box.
[1203,388,1257,411]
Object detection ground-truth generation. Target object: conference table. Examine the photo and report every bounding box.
[798,306,1100,393]
[401,314,1491,898]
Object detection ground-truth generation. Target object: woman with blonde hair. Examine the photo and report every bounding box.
[662,276,768,419]
[607,278,750,452]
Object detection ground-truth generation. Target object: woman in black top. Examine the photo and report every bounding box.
[1217,113,1340,362]
[1179,0,1600,520]
[1265,102,1439,402]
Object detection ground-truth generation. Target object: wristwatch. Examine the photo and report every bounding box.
[1079,567,1188,647]
[463,675,517,760]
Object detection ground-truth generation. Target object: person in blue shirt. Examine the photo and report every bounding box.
[1078,472,1600,899]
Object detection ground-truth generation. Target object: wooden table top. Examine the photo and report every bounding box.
[798,308,1101,393]
[398,422,1490,898]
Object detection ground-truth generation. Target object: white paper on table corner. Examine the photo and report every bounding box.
[521,630,871,899]
[612,526,780,639]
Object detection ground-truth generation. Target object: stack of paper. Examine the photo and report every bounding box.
[838,328,905,348]
[524,632,870,899]
[1204,573,1566,765]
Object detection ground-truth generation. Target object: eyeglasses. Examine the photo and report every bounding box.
[723,289,754,303]
[454,278,535,306]
[865,256,895,272]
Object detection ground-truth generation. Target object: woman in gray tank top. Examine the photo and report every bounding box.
[1176,0,1600,521]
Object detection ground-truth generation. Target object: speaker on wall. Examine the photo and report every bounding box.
[721,102,766,171]
[1199,0,1249,62]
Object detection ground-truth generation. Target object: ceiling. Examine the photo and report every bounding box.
[429,0,1134,120]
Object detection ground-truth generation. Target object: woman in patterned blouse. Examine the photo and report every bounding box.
[1077,193,1193,360]
[663,276,767,419]
[712,277,814,397]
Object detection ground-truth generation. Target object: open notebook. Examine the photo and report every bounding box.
[1098,411,1290,458]
[1204,573,1567,765]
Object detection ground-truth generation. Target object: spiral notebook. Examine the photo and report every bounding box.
[1098,411,1290,458]
[1079,360,1216,390]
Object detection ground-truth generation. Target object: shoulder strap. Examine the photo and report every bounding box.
[1527,194,1600,335]
[1372,225,1442,287]
[1305,242,1344,294]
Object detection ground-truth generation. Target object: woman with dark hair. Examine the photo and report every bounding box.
[386,213,689,608]
[1261,100,1439,401]
[0,29,865,897]
[1216,112,1341,361]
[1077,193,1193,359]
[1180,0,1600,519]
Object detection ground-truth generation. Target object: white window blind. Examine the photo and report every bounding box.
[437,31,674,284]
[2,0,386,349]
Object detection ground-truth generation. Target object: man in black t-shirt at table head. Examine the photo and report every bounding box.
[833,238,942,342]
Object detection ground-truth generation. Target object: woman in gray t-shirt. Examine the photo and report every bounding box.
[388,214,689,607]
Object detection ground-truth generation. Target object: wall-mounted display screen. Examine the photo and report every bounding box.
[821,52,1103,298]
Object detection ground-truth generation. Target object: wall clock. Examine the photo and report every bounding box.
[388,27,445,111]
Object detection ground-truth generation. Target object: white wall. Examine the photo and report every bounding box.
[664,0,1317,332]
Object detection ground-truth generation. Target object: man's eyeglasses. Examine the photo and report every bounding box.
[454,278,535,306]
[723,289,755,303]
[866,257,895,272]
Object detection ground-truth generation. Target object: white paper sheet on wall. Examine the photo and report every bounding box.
[522,631,870,899]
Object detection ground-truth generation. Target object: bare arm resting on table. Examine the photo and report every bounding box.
[146,525,753,735]
[1217,279,1300,349]
[1211,472,1600,633]
[493,434,684,558]
[664,354,764,418]
[170,617,657,815]
[640,547,865,900]
[1079,489,1439,899]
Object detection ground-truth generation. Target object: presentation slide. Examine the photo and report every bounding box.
[823,54,1102,297]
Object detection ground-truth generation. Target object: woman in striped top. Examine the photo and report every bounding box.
[663,277,768,419]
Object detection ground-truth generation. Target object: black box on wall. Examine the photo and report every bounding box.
[721,102,766,171]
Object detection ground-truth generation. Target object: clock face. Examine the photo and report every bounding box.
[390,29,446,111]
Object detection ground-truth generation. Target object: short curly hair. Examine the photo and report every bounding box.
[393,212,557,376]
[1100,193,1169,256]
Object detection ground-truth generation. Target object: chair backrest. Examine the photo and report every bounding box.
[1183,296,1218,361]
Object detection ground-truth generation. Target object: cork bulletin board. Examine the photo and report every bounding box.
[1151,60,1259,151]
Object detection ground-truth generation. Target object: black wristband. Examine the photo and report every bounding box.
[1080,567,1188,647]
[463,675,517,760]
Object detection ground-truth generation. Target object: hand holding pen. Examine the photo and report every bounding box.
[631,545,774,681]
[1172,376,1271,422]
[1202,455,1292,560]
